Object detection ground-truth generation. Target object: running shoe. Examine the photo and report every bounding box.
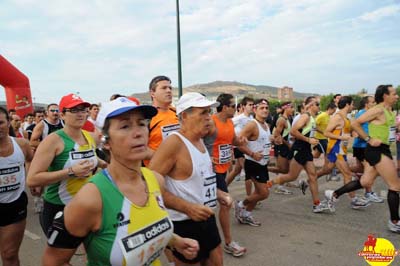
[324,190,338,212]
[224,241,247,257]
[234,201,244,223]
[388,220,400,233]
[350,196,370,209]
[364,192,384,203]
[312,201,330,213]
[299,180,308,195]
[240,215,261,226]
[274,185,293,195]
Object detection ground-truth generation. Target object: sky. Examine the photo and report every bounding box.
[1,0,400,104]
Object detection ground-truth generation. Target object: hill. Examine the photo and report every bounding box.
[131,80,316,104]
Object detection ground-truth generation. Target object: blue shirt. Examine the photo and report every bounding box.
[352,109,368,148]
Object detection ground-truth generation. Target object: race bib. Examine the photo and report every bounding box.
[203,175,217,208]
[0,164,21,194]
[119,218,173,266]
[218,144,232,164]
[68,149,97,175]
[309,126,316,138]
[389,126,396,143]
[263,143,272,161]
[161,124,180,140]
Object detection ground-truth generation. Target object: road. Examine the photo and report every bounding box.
[17,157,400,266]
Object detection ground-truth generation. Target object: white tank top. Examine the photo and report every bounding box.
[165,132,217,221]
[244,120,271,166]
[0,137,26,203]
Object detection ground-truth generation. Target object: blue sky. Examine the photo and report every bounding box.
[1,0,399,104]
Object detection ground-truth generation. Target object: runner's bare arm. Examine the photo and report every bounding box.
[351,107,383,140]
[149,136,214,221]
[42,183,101,266]
[290,114,308,141]
[324,115,343,140]
[29,120,44,149]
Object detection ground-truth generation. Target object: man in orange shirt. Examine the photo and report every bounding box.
[144,76,180,166]
[204,93,247,257]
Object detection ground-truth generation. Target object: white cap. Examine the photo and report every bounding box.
[176,92,219,115]
[96,97,157,130]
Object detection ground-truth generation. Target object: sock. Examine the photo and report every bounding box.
[334,180,362,198]
[238,201,244,208]
[388,190,400,221]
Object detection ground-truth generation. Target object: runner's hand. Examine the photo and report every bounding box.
[174,237,199,260]
[309,138,319,146]
[186,203,214,221]
[252,151,264,161]
[71,160,95,178]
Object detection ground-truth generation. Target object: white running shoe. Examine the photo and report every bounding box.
[224,241,247,257]
[234,201,244,223]
[240,215,261,227]
[350,196,370,209]
[388,220,400,233]
[364,192,384,203]
[274,185,293,195]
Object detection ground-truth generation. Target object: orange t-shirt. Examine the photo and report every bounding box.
[205,115,235,174]
[144,108,180,166]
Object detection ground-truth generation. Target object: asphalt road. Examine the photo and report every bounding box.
[16,156,400,266]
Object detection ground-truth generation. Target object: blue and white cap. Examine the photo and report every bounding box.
[96,97,157,130]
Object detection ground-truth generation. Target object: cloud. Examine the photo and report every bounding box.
[360,4,400,22]
[0,0,399,103]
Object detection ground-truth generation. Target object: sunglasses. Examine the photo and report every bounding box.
[64,107,88,113]
[227,104,236,108]
[49,109,59,113]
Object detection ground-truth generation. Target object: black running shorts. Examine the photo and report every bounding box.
[172,215,221,263]
[244,159,269,183]
[275,143,293,159]
[233,148,244,159]
[40,200,65,236]
[365,144,392,166]
[0,191,28,227]
[352,147,366,162]
[216,172,229,193]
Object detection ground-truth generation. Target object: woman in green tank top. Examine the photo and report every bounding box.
[42,97,199,266]
[28,93,107,235]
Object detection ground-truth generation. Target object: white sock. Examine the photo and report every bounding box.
[238,201,244,208]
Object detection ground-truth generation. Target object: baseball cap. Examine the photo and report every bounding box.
[59,93,90,111]
[96,97,157,130]
[176,92,219,115]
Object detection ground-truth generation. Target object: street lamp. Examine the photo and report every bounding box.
[176,0,183,97]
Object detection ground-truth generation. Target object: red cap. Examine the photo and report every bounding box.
[59,93,90,111]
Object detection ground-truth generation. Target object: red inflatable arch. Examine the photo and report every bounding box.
[0,55,33,117]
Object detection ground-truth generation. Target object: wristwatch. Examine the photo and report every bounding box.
[364,136,371,142]
[67,167,75,177]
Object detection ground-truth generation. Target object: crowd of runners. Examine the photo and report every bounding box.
[0,78,399,266]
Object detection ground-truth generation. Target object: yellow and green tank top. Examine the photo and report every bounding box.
[369,105,395,145]
[84,168,173,266]
[43,129,97,205]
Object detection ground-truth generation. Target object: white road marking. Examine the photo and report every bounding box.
[24,230,41,240]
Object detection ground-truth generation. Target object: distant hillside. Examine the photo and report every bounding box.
[131,80,316,104]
